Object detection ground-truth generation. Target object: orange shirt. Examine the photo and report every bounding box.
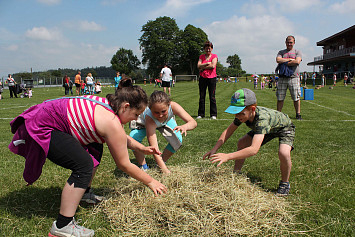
[75,74,81,84]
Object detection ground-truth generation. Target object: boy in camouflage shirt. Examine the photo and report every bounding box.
[203,88,295,196]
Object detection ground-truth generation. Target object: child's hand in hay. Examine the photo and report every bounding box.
[147,179,168,196]
[209,153,231,167]
[202,149,216,160]
[161,167,171,175]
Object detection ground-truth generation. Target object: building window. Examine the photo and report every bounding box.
[339,45,344,50]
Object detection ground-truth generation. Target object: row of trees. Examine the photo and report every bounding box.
[111,16,245,78]
[14,66,116,81]
[14,16,245,81]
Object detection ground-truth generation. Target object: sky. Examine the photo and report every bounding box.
[1,0,355,79]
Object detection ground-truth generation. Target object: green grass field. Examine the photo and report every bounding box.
[0,81,354,236]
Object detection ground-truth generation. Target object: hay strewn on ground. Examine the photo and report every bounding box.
[96,166,294,236]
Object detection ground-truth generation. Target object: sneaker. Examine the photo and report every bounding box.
[276,181,290,196]
[48,219,94,237]
[211,116,217,120]
[296,114,302,120]
[81,189,105,204]
[196,116,203,119]
[138,163,150,171]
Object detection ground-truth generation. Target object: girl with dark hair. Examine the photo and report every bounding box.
[9,81,167,237]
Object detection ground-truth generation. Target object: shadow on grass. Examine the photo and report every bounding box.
[245,172,278,193]
[0,185,112,219]
[0,186,62,219]
[113,157,157,179]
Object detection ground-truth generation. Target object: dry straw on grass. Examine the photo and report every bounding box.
[96,165,293,236]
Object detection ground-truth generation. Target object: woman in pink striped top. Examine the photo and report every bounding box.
[9,79,167,237]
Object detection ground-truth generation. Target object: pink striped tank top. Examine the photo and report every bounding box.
[67,95,115,145]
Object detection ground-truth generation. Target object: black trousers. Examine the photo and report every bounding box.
[9,85,17,98]
[47,130,103,189]
[198,76,217,117]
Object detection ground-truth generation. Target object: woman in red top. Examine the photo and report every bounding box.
[197,41,218,119]
[63,75,70,95]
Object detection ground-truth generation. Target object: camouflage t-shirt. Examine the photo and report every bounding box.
[233,106,292,134]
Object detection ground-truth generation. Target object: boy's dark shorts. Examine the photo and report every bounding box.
[247,123,295,149]
[75,83,81,87]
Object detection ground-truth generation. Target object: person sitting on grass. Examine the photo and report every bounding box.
[130,90,197,174]
[9,79,167,237]
[203,88,295,196]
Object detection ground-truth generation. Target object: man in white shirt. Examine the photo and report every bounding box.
[160,64,172,96]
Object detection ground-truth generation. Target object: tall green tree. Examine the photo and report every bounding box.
[180,24,208,75]
[216,62,226,77]
[226,54,242,70]
[139,16,181,77]
[111,48,141,75]
[226,54,245,76]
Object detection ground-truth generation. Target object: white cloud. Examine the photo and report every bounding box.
[203,15,313,73]
[241,0,323,15]
[274,0,322,12]
[150,0,214,18]
[36,0,61,5]
[241,3,268,16]
[78,21,106,32]
[329,0,355,13]
[18,40,116,72]
[25,27,62,41]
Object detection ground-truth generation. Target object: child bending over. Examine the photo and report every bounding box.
[203,88,295,196]
[130,91,197,174]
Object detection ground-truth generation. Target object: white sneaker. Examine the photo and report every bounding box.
[196,116,203,119]
[211,116,217,120]
[48,219,94,237]
[81,189,105,205]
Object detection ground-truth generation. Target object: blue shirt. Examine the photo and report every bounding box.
[114,76,122,88]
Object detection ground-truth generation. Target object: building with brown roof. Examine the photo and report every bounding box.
[308,25,355,79]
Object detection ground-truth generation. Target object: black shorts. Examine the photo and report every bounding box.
[47,130,103,188]
[75,83,81,88]
[162,81,170,88]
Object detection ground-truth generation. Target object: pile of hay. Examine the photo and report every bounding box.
[96,166,293,236]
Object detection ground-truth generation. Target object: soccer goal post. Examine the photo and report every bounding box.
[174,75,198,83]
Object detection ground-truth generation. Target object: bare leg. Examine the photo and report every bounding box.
[133,150,146,166]
[162,148,174,162]
[293,100,300,114]
[278,144,292,182]
[59,183,85,217]
[233,134,252,172]
[277,100,284,112]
